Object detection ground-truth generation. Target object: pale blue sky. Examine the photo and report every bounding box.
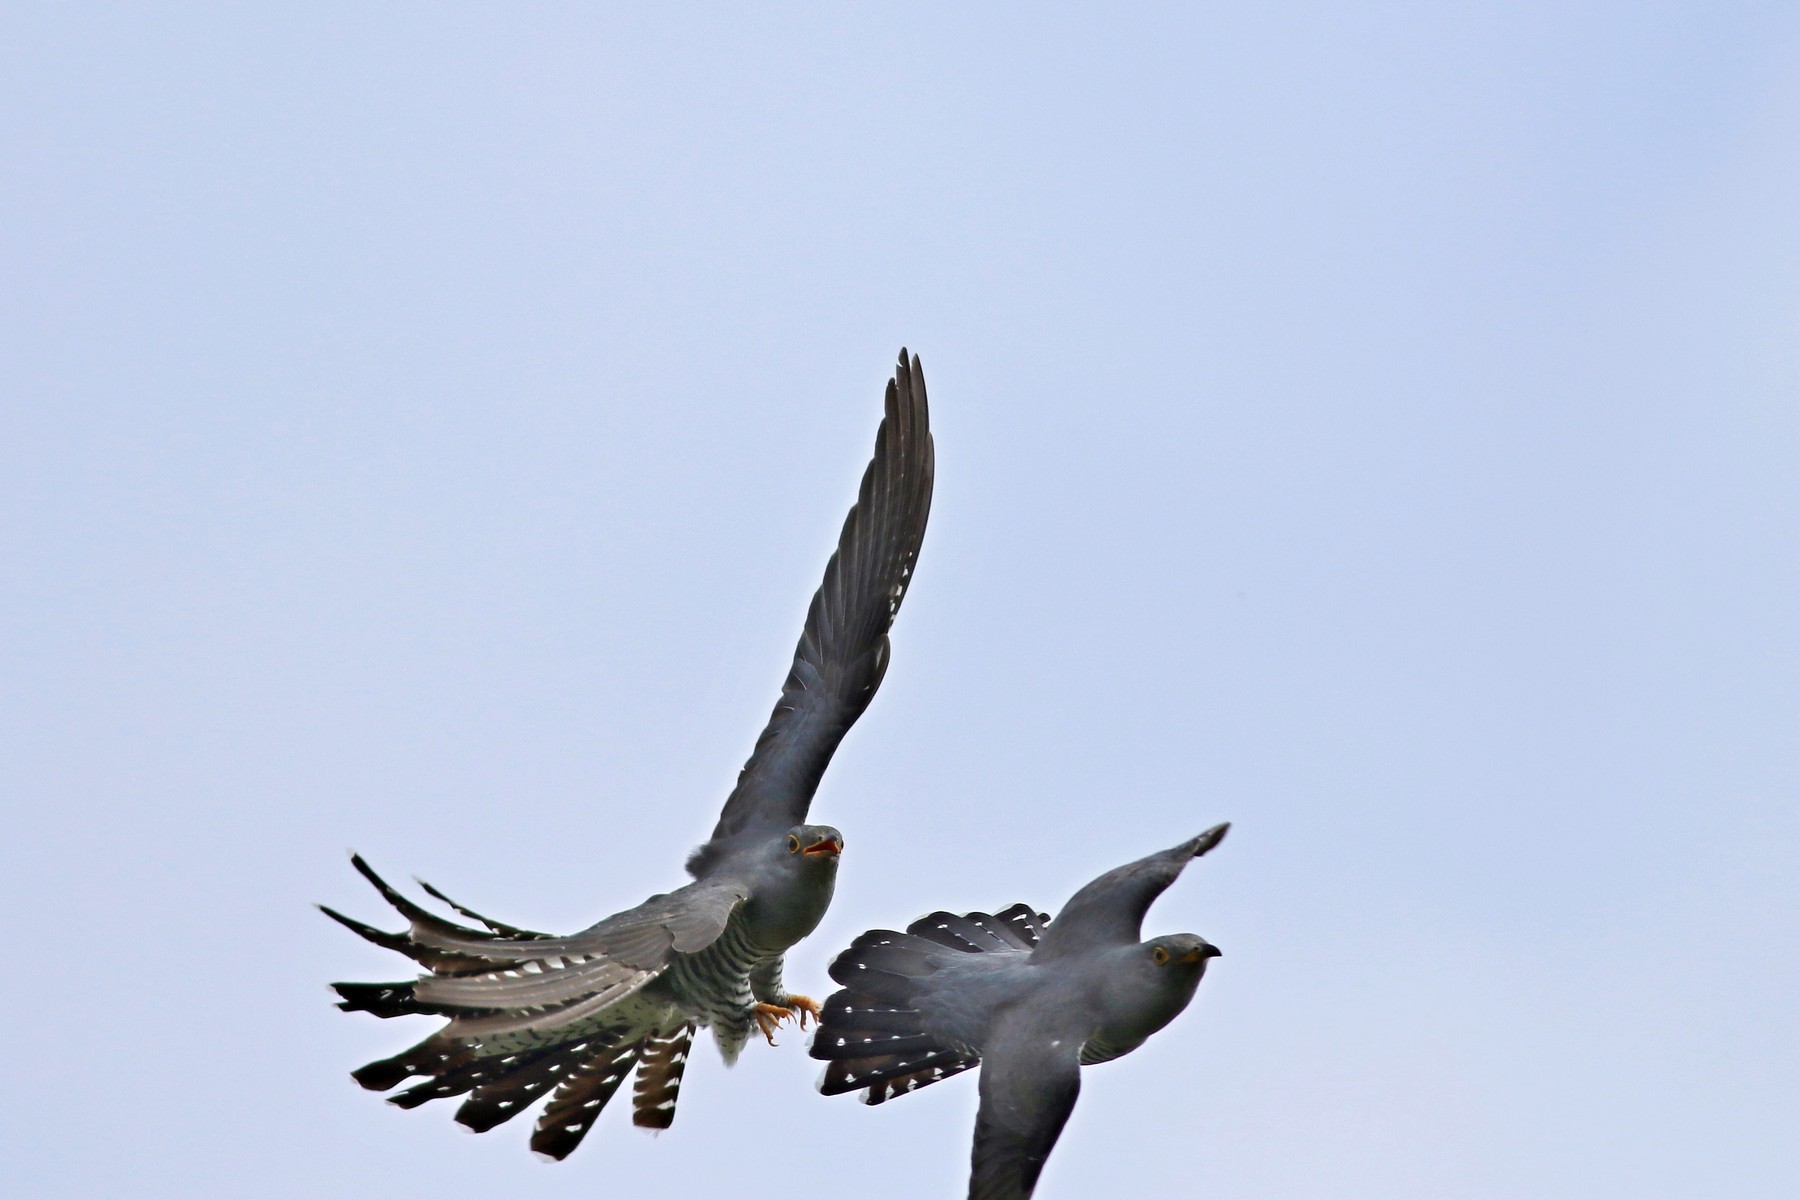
[3,6,1797,1198]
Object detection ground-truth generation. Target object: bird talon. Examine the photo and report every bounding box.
[788,994,822,1031]
[751,1002,791,1045]
[750,996,821,1044]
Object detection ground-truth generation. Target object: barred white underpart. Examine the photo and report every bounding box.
[662,905,789,1064]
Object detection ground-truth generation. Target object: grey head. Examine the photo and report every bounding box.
[1083,932,1223,1058]
[733,822,844,949]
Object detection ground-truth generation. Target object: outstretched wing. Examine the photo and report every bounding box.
[706,349,934,843]
[1033,824,1229,961]
[326,855,746,1031]
[968,1003,1085,1200]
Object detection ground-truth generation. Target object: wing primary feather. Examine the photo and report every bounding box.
[413,877,550,938]
[697,350,935,854]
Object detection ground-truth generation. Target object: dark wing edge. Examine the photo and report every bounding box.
[968,1007,1084,1200]
[1033,823,1229,960]
[702,349,935,849]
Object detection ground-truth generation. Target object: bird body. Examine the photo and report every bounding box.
[812,824,1228,1199]
[325,351,933,1159]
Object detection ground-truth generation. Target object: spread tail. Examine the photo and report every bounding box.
[810,905,1048,1104]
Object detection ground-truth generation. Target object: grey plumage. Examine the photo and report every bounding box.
[811,823,1229,1200]
[325,349,934,1159]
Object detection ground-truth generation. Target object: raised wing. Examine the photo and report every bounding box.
[1033,823,1229,961]
[968,1003,1085,1200]
[705,349,934,844]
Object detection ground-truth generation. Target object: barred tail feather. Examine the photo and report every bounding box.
[371,1034,559,1111]
[813,906,1047,1105]
[991,903,1051,947]
[350,1032,470,1093]
[821,1044,978,1104]
[812,970,975,1104]
[631,1025,695,1130]
[813,992,977,1105]
[863,1054,977,1103]
[348,1027,560,1103]
[453,1045,592,1132]
[329,979,430,1019]
[825,929,948,1001]
[530,1042,644,1161]
[349,1019,663,1155]
[391,1051,531,1111]
[906,904,1050,953]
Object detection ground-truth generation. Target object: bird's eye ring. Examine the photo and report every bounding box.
[787,834,801,853]
[1152,946,1170,966]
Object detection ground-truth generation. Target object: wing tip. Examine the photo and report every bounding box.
[1188,822,1230,858]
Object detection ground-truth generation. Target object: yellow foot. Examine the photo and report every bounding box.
[787,994,822,1030]
[750,995,822,1045]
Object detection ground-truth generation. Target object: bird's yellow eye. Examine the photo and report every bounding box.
[787,834,801,853]
[1152,946,1170,966]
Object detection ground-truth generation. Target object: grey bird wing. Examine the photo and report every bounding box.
[968,1001,1087,1200]
[419,877,750,1033]
[1033,823,1229,960]
[327,855,748,1030]
[703,349,934,846]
